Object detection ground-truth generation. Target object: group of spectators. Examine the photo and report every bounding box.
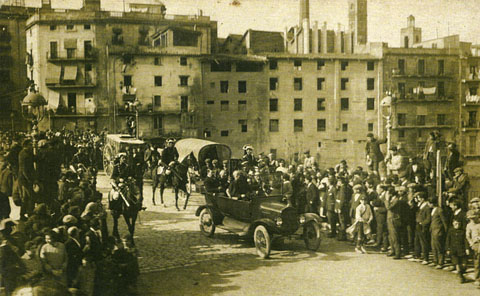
[203,133,478,286]
[0,129,138,296]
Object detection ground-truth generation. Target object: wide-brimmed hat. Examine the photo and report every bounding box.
[166,138,176,144]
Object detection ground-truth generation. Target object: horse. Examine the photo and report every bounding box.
[152,157,193,211]
[108,179,142,239]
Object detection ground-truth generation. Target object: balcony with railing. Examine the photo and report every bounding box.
[46,68,97,89]
[47,49,97,62]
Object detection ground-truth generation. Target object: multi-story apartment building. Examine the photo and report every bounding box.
[26,0,217,135]
[0,3,33,131]
[261,54,381,166]
[382,44,461,155]
[200,56,267,157]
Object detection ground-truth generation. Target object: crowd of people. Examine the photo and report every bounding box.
[202,132,477,286]
[0,129,138,296]
[0,126,478,293]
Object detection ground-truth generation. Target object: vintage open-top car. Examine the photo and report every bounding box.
[195,192,322,258]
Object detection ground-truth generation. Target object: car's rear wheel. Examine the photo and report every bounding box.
[303,221,321,251]
[199,208,215,237]
[254,225,271,259]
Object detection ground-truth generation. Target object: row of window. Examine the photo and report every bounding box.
[204,97,375,112]
[269,60,376,72]
[397,113,448,126]
[151,96,189,111]
[268,98,375,111]
[50,24,91,31]
[154,56,188,66]
[211,119,375,137]
[123,75,191,87]
[270,77,375,91]
[396,59,445,76]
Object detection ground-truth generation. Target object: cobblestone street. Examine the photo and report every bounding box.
[94,174,480,296]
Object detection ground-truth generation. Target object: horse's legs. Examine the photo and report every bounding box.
[112,215,120,239]
[174,188,180,211]
[123,213,133,237]
[152,178,157,205]
[160,184,166,207]
[183,192,190,210]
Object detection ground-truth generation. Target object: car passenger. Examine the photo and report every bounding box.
[204,169,221,193]
[227,170,249,200]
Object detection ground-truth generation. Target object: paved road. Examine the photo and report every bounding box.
[96,173,480,295]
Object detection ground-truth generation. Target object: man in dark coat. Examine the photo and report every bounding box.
[415,192,431,264]
[65,226,83,287]
[304,175,318,215]
[365,133,387,176]
[448,167,470,207]
[0,159,14,219]
[445,143,461,180]
[386,187,402,259]
[18,139,36,219]
[429,199,448,268]
[322,176,337,238]
[335,177,351,241]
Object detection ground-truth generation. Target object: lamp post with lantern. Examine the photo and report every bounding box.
[381,68,399,152]
[21,85,47,163]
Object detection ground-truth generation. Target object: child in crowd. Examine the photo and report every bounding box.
[446,218,469,283]
[466,210,480,287]
[353,195,373,254]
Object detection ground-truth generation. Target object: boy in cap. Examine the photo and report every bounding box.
[466,209,480,286]
[446,218,469,283]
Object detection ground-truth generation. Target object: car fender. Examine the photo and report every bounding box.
[303,213,322,225]
[249,218,278,236]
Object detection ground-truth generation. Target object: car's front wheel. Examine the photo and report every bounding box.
[199,208,215,237]
[254,225,271,259]
[303,221,321,251]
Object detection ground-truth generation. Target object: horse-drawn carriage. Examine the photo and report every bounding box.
[175,138,232,194]
[103,134,145,177]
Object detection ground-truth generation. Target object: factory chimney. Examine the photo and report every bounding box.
[300,0,310,54]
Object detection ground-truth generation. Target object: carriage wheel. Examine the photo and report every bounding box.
[103,145,114,177]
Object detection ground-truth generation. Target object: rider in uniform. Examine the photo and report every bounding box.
[111,153,131,182]
[160,138,179,186]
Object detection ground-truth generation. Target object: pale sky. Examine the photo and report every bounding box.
[4,0,480,46]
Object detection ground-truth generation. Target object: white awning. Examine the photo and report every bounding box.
[63,66,78,81]
[47,92,60,111]
[45,64,61,84]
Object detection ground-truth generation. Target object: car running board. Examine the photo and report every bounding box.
[217,216,250,236]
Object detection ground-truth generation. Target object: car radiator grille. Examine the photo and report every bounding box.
[281,207,299,234]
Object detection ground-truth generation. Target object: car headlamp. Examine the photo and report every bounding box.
[275,217,283,226]
[299,215,306,224]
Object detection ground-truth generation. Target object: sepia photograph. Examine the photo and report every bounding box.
[0,0,480,295]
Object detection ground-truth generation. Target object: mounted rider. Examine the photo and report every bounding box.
[159,138,179,186]
[108,177,142,239]
[111,153,131,182]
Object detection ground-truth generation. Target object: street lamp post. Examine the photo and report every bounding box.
[129,97,141,139]
[381,91,394,152]
[21,86,47,167]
